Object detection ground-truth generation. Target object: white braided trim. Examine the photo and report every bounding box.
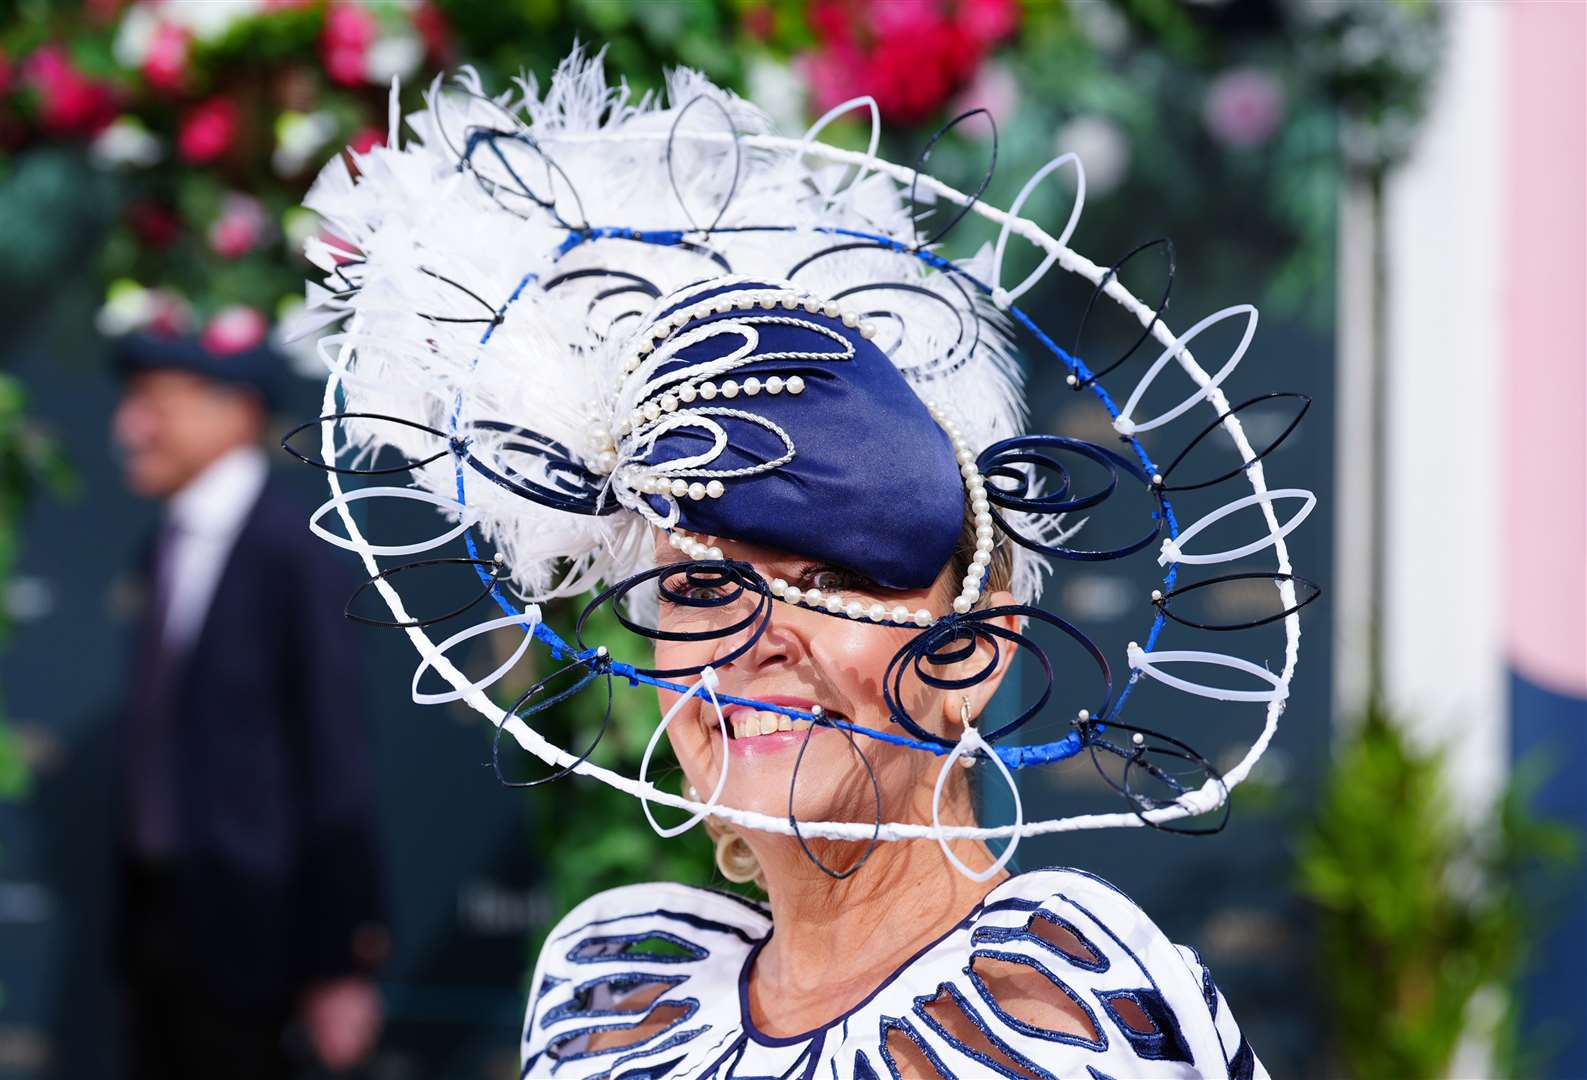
[318,125,1304,841]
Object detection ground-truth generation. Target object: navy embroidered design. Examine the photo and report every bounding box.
[1095,988,1193,1063]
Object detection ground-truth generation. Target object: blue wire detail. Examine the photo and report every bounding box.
[430,224,1188,770]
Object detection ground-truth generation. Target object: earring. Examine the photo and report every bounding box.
[959,698,976,769]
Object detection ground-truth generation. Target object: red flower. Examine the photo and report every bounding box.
[208,194,269,259]
[178,97,240,162]
[126,201,182,250]
[321,2,378,87]
[413,1,451,63]
[347,126,385,155]
[201,305,269,356]
[22,45,117,136]
[142,23,190,93]
[800,0,1017,125]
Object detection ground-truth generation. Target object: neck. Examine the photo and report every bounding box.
[742,791,1006,1033]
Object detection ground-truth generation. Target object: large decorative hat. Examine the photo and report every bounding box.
[285,49,1318,879]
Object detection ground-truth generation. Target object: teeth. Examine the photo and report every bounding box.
[777,716,792,732]
[727,710,822,738]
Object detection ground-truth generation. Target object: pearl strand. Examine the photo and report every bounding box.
[623,289,876,375]
[661,402,995,627]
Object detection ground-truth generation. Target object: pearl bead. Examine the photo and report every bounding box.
[668,532,683,548]
[771,578,787,595]
[971,497,990,513]
[743,377,761,396]
[976,525,994,541]
[974,512,992,528]
[826,595,844,614]
[803,588,823,605]
[687,482,706,501]
[914,609,933,627]
[704,546,722,560]
[952,596,972,614]
[892,605,910,623]
[867,603,885,621]
[841,312,857,327]
[735,296,754,310]
[670,479,688,497]
[967,476,985,493]
[766,376,784,394]
[859,323,876,340]
[617,418,631,436]
[786,376,805,394]
[660,393,678,412]
[972,550,991,567]
[844,601,863,618]
[721,380,739,399]
[699,382,718,400]
[678,384,697,404]
[957,449,976,466]
[781,297,798,310]
[803,299,819,313]
[705,480,724,498]
[591,451,616,473]
[784,586,802,604]
[643,402,661,422]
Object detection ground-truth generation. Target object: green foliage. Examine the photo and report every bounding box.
[1296,701,1579,1079]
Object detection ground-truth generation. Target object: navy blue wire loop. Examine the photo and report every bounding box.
[1070,237,1176,390]
[883,605,1113,748]
[666,94,744,237]
[908,108,997,250]
[281,412,453,476]
[459,125,590,232]
[493,659,612,788]
[460,420,620,516]
[345,556,505,628]
[1155,392,1313,493]
[575,559,774,679]
[1153,571,1322,632]
[1082,717,1230,835]
[975,435,1164,562]
[788,715,884,880]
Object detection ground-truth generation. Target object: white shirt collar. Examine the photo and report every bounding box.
[166,444,269,537]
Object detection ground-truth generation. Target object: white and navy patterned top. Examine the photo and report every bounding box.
[521,868,1267,1080]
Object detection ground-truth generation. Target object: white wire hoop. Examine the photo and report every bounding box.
[313,117,1307,849]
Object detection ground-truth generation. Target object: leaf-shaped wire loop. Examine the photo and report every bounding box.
[460,420,620,516]
[1083,718,1230,835]
[1070,237,1175,389]
[789,714,882,880]
[666,94,744,236]
[282,412,454,476]
[1155,392,1312,493]
[493,660,612,788]
[1152,572,1322,632]
[908,108,998,250]
[345,556,506,628]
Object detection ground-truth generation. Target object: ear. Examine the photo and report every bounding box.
[939,588,1022,734]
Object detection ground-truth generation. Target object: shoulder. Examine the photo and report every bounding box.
[522,883,765,1073]
[952,867,1262,1076]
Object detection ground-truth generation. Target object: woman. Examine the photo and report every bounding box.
[293,48,1304,1080]
[518,525,1264,1079]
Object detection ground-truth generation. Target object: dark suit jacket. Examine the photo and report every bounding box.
[117,471,385,1012]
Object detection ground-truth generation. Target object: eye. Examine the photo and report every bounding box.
[801,564,877,595]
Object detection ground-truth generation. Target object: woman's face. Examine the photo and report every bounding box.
[650,532,1013,841]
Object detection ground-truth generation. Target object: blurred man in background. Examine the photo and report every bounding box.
[110,330,386,1079]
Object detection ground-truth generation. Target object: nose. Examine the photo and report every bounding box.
[712,591,805,676]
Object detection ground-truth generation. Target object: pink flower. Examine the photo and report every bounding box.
[347,126,384,155]
[1204,68,1286,150]
[949,61,1019,130]
[208,194,269,259]
[142,23,190,93]
[959,0,1019,46]
[127,200,182,249]
[201,305,269,356]
[22,45,117,135]
[177,97,240,163]
[321,3,378,87]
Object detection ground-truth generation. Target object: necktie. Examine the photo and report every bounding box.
[125,518,185,858]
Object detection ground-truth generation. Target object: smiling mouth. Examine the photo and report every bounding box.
[720,701,846,741]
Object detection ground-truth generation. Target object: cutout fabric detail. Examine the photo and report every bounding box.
[523,873,1266,1078]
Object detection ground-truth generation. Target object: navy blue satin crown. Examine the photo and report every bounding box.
[636,280,964,592]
